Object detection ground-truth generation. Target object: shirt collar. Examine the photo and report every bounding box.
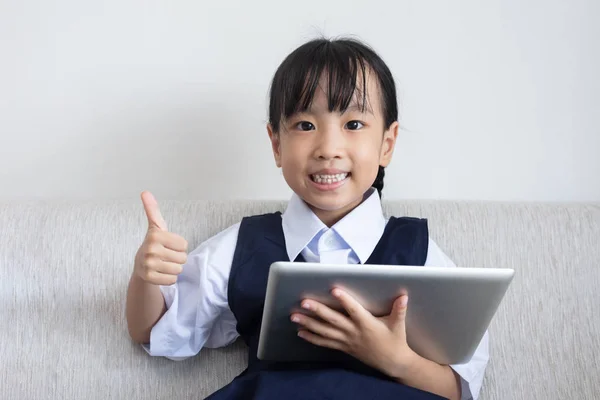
[281,188,386,263]
[281,194,327,262]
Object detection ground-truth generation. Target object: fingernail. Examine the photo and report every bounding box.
[332,289,341,298]
[401,296,409,307]
[298,331,305,338]
[291,315,300,323]
[301,302,311,310]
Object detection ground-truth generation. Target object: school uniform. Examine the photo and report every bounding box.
[143,188,489,400]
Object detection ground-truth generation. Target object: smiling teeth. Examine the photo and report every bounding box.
[311,173,348,184]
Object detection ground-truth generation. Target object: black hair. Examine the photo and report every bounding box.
[268,37,398,197]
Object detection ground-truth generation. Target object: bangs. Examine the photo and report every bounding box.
[269,38,395,133]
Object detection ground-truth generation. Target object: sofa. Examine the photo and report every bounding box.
[2,199,599,399]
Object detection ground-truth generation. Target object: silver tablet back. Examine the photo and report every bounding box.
[257,262,514,365]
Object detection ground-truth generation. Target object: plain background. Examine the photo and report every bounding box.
[1,0,598,202]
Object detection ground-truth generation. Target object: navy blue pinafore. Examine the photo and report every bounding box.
[206,212,446,400]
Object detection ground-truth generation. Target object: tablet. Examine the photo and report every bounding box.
[257,262,514,365]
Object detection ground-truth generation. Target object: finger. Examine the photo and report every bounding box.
[155,261,184,275]
[300,300,355,333]
[146,271,178,286]
[291,313,347,342]
[148,230,188,252]
[145,257,184,274]
[159,248,187,265]
[141,191,168,231]
[331,288,372,325]
[390,295,409,331]
[146,244,187,264]
[297,329,346,352]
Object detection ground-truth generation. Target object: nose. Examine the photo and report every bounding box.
[313,124,345,160]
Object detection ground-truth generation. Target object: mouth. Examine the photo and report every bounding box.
[309,172,351,184]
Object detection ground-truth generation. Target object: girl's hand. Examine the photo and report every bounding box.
[291,289,417,379]
[134,191,188,286]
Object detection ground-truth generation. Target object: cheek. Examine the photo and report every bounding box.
[278,137,306,169]
[350,137,382,180]
[352,137,381,164]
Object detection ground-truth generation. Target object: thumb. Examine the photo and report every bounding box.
[391,295,409,331]
[141,191,168,231]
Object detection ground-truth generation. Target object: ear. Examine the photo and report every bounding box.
[379,121,399,168]
[267,124,282,168]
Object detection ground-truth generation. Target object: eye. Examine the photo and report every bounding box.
[345,120,364,130]
[295,121,315,131]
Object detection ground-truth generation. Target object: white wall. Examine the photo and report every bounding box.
[1,0,598,202]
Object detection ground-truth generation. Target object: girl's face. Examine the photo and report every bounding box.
[268,73,398,226]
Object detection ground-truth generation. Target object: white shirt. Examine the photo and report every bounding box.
[144,189,489,400]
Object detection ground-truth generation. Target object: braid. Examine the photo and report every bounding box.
[372,165,385,197]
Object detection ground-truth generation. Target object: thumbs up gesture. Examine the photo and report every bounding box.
[134,191,188,285]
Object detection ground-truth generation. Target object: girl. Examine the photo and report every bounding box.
[126,37,489,400]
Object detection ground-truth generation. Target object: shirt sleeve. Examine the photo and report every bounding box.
[141,222,241,360]
[425,239,490,400]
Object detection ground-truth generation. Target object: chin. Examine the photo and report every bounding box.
[285,174,369,213]
[302,191,364,213]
